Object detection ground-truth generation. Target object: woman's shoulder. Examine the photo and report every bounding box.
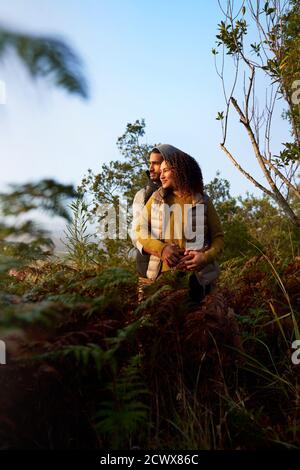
[151,187,165,203]
[193,192,210,205]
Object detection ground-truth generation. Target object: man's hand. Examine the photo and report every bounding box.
[175,252,194,270]
[178,250,207,271]
[161,244,184,267]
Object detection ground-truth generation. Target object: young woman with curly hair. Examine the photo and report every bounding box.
[134,144,224,301]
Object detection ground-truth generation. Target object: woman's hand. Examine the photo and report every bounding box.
[161,244,184,267]
[177,250,207,271]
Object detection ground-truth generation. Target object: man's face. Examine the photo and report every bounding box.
[149,152,163,181]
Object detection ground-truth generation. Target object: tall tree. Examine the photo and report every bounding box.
[214,0,300,226]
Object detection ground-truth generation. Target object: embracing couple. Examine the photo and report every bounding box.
[132,144,224,302]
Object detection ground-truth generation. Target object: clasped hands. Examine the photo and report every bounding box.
[161,244,206,271]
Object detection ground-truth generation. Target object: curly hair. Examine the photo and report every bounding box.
[160,149,204,197]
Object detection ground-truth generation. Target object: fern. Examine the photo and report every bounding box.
[34,343,108,374]
[46,292,90,305]
[84,267,137,292]
[81,268,137,317]
[95,355,149,448]
[134,285,173,316]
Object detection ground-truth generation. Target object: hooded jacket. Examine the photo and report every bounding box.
[151,144,193,161]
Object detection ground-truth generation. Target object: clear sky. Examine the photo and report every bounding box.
[0,0,290,213]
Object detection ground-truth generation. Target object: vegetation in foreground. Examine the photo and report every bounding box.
[0,182,299,449]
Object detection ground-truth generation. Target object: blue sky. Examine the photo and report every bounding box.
[0,0,289,213]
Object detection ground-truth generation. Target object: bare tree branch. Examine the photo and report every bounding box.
[220,143,274,197]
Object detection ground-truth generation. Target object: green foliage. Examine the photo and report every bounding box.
[79,119,154,208]
[205,171,232,205]
[84,267,137,292]
[0,115,298,450]
[46,292,90,305]
[0,220,45,241]
[63,198,103,270]
[0,245,299,449]
[78,120,157,263]
[0,27,88,97]
[279,0,300,139]
[134,285,173,317]
[95,355,149,449]
[216,18,247,55]
[236,193,300,259]
[82,268,137,317]
[0,179,77,264]
[0,300,67,328]
[205,173,263,260]
[0,218,54,262]
[0,179,77,221]
[206,172,299,261]
[223,218,260,260]
[0,238,54,261]
[274,142,300,167]
[37,343,107,374]
[105,320,144,355]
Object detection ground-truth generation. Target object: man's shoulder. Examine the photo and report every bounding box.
[134,187,147,197]
[133,188,146,204]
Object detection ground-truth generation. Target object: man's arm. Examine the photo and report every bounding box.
[131,189,146,252]
[135,199,184,267]
[135,197,168,258]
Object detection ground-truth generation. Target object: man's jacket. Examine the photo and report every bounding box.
[132,173,161,277]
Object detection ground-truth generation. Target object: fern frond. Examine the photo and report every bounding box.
[95,355,149,448]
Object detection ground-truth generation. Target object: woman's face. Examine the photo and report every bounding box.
[160,161,177,190]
